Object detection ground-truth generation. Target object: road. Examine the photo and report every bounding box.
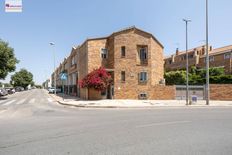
[0,89,232,155]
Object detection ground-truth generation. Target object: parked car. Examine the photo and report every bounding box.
[0,88,8,96]
[7,88,15,94]
[48,87,61,93]
[15,86,24,92]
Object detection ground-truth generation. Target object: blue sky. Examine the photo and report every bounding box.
[0,0,231,84]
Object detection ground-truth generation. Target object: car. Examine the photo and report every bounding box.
[15,86,24,92]
[48,87,61,93]
[0,88,8,96]
[7,88,15,94]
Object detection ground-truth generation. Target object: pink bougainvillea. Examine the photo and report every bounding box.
[79,67,112,91]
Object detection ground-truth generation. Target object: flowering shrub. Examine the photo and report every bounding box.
[79,67,112,91]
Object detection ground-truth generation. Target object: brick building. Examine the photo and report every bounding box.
[164,45,232,74]
[51,26,173,100]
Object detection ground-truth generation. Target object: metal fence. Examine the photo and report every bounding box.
[175,85,205,100]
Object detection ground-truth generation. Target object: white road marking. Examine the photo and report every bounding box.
[16,99,27,105]
[2,100,16,106]
[0,110,7,114]
[29,98,35,104]
[136,121,191,128]
[47,98,53,102]
[0,100,6,104]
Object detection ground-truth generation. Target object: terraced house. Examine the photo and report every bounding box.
[52,27,173,100]
[164,45,232,74]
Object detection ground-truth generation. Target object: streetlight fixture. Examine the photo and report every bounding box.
[205,0,210,105]
[183,19,191,105]
[49,42,56,95]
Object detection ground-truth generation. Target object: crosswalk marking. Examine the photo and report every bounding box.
[16,99,27,105]
[2,100,16,106]
[29,98,35,104]
[0,100,6,104]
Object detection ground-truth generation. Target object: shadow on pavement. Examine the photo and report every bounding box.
[0,97,8,100]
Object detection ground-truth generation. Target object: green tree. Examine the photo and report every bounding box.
[11,69,34,88]
[164,70,186,85]
[165,66,231,85]
[0,39,19,79]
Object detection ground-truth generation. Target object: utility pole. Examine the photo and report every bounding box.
[206,0,210,105]
[50,42,56,95]
[183,19,191,105]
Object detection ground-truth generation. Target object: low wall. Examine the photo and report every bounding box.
[210,84,232,101]
[88,88,102,100]
[149,85,176,100]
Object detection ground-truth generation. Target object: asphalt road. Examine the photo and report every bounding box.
[0,89,232,155]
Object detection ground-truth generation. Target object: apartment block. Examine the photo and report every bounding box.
[51,26,171,100]
[164,45,232,74]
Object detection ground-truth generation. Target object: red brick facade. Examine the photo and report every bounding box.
[164,45,232,74]
[210,84,232,101]
[52,27,171,100]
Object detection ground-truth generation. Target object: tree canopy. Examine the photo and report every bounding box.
[11,69,34,88]
[165,66,232,85]
[0,39,19,79]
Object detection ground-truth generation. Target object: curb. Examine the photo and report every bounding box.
[48,93,232,109]
[56,100,232,109]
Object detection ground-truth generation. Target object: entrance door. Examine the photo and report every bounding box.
[107,85,114,99]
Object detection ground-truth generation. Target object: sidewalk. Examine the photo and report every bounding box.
[48,91,232,108]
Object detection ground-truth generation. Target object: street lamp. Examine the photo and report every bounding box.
[205,0,210,105]
[49,42,56,95]
[183,19,191,105]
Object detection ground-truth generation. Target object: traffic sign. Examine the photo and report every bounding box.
[60,73,67,80]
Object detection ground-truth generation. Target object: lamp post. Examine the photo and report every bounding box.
[50,42,56,95]
[183,19,191,105]
[205,0,210,105]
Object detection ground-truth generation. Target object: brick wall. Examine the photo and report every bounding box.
[88,88,102,100]
[149,85,176,100]
[113,29,164,99]
[210,84,232,101]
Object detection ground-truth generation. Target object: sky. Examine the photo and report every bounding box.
[0,0,231,84]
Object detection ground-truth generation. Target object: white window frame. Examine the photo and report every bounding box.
[209,56,214,62]
[101,48,108,59]
[139,72,147,82]
[72,73,76,85]
[71,56,75,66]
[224,52,231,59]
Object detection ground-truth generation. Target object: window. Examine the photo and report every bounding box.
[139,93,147,99]
[209,56,214,62]
[71,56,75,66]
[139,72,147,82]
[121,71,125,82]
[101,48,108,59]
[224,53,231,59]
[168,60,172,64]
[121,46,126,57]
[189,54,194,59]
[72,73,76,85]
[140,48,147,60]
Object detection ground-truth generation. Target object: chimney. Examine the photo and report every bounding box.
[210,46,212,51]
[176,48,179,55]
